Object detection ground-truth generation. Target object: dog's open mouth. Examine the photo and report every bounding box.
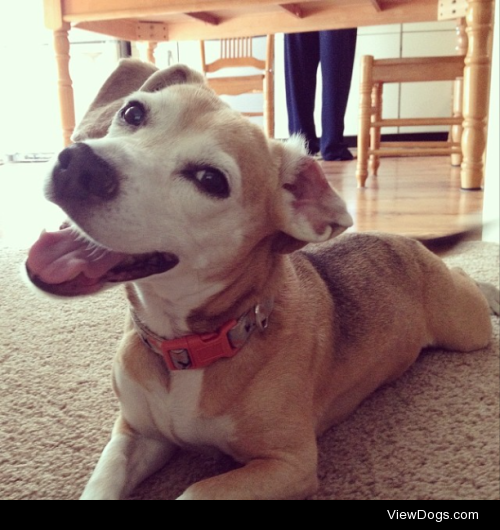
[26,227,179,297]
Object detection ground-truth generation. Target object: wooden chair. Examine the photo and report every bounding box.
[200,35,275,138]
[356,55,465,188]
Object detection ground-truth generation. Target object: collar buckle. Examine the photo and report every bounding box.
[161,319,239,370]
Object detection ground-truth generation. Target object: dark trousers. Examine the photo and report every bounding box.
[284,29,357,159]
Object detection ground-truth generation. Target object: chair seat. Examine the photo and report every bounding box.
[206,75,265,96]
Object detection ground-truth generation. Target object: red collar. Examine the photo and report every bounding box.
[132,299,274,371]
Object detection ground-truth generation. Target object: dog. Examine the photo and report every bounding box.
[26,61,499,500]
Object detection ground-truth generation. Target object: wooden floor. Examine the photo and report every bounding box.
[0,156,484,250]
[323,155,483,238]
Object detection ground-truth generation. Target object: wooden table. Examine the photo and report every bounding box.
[43,0,494,189]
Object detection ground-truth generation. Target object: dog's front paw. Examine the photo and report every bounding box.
[176,484,226,501]
[80,490,120,501]
[80,482,121,501]
[477,281,500,316]
[176,491,194,500]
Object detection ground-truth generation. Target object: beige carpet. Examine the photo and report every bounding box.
[1,241,499,500]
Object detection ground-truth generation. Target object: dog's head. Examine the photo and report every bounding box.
[26,61,352,297]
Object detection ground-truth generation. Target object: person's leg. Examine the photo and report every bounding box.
[284,32,321,155]
[319,29,357,161]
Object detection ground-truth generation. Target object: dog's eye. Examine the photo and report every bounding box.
[193,168,230,199]
[121,102,147,127]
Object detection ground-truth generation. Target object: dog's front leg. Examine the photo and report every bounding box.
[178,454,319,500]
[81,415,176,500]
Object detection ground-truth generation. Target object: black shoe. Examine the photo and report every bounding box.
[305,139,320,157]
[322,147,354,161]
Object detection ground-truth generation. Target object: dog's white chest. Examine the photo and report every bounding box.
[115,365,234,452]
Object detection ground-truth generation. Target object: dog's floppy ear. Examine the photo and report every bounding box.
[140,64,206,92]
[73,61,206,141]
[73,59,158,141]
[273,138,353,253]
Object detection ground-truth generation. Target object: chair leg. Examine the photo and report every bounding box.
[356,56,373,188]
[451,76,464,167]
[369,82,382,177]
[264,72,275,138]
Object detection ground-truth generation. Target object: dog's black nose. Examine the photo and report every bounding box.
[51,143,120,203]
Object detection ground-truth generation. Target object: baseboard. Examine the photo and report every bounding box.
[3,153,54,163]
[344,132,449,148]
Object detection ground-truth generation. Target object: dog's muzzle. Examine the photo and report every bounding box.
[49,143,120,205]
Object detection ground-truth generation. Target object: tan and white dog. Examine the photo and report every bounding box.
[26,61,499,500]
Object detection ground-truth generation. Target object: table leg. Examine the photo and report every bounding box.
[54,24,76,147]
[147,42,158,64]
[461,0,493,189]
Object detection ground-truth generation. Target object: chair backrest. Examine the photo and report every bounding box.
[200,36,275,137]
[370,55,465,84]
[201,37,267,74]
[200,36,274,96]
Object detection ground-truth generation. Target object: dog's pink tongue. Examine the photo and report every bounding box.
[27,228,125,285]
